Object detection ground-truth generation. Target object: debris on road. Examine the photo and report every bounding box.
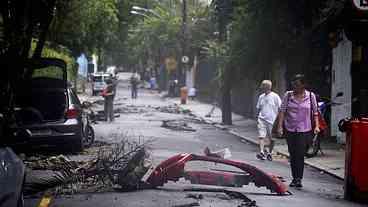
[93,110,121,121]
[204,147,232,159]
[24,138,152,196]
[114,106,147,114]
[24,155,80,171]
[161,120,196,132]
[154,105,192,115]
[145,153,289,195]
[184,188,257,207]
[172,202,200,207]
[185,193,204,200]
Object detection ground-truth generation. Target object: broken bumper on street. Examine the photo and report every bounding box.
[143,153,289,195]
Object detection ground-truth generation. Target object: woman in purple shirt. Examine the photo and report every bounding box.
[277,74,320,188]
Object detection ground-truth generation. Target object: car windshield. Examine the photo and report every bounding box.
[32,66,64,80]
[93,76,103,82]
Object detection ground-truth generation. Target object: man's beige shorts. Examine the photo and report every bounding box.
[257,118,273,139]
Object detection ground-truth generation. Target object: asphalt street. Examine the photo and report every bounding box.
[25,73,365,207]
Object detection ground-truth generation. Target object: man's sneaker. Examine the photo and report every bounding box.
[256,152,266,160]
[289,179,303,188]
[289,179,298,187]
[295,179,303,189]
[266,153,273,161]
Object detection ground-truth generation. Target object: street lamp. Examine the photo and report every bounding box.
[130,10,150,18]
[131,6,161,18]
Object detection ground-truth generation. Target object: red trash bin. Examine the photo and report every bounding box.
[180,87,188,105]
[341,118,368,203]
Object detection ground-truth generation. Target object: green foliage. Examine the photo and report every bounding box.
[125,0,214,70]
[211,0,340,82]
[125,3,181,69]
[202,40,229,85]
[50,0,119,55]
[32,66,64,80]
[30,41,78,81]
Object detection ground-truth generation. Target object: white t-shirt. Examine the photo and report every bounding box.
[188,87,196,97]
[256,91,282,124]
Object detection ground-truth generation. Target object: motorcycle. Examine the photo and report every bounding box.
[81,101,95,147]
[305,92,343,158]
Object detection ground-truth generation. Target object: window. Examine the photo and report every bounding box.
[32,66,64,79]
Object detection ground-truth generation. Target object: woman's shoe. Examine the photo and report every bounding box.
[266,153,273,161]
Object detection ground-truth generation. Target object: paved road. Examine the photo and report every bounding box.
[25,73,364,207]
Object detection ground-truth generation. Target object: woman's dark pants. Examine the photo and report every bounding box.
[286,131,312,180]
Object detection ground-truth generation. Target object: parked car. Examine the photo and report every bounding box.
[0,113,25,207]
[106,66,117,78]
[0,147,25,207]
[91,73,112,96]
[8,58,94,152]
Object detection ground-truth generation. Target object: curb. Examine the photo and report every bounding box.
[173,100,344,181]
[228,129,344,181]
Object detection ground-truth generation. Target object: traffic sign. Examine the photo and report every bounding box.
[181,56,189,64]
[165,57,177,72]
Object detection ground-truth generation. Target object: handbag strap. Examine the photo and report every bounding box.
[310,91,315,126]
[285,91,291,113]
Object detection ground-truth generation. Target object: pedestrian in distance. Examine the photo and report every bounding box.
[112,76,118,100]
[149,76,156,91]
[130,72,139,99]
[277,74,320,189]
[256,80,281,161]
[102,78,115,122]
[188,87,196,100]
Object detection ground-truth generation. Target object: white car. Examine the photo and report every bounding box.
[91,73,112,96]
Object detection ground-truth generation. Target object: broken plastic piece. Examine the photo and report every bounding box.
[144,153,288,195]
[204,147,232,159]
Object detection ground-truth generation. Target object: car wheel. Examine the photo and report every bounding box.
[84,125,95,147]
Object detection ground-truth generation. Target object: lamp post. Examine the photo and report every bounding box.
[178,0,188,87]
[130,6,164,83]
[131,6,161,18]
[130,10,150,18]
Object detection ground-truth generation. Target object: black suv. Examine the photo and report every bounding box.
[8,58,94,152]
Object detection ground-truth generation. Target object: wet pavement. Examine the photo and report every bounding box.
[24,73,365,207]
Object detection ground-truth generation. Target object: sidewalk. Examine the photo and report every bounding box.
[172,98,345,180]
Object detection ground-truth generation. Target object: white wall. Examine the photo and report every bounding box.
[331,33,352,144]
[92,55,98,74]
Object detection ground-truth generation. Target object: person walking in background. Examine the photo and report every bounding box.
[102,78,115,122]
[149,75,156,91]
[277,74,320,189]
[256,80,281,161]
[130,72,139,99]
[112,76,118,100]
[188,87,196,100]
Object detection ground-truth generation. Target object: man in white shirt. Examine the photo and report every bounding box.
[256,80,281,161]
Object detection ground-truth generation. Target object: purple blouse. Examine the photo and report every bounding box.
[280,90,318,133]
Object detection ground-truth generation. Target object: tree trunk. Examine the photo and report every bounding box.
[221,69,232,125]
[217,0,233,125]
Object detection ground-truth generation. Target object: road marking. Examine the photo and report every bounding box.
[38,195,52,207]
